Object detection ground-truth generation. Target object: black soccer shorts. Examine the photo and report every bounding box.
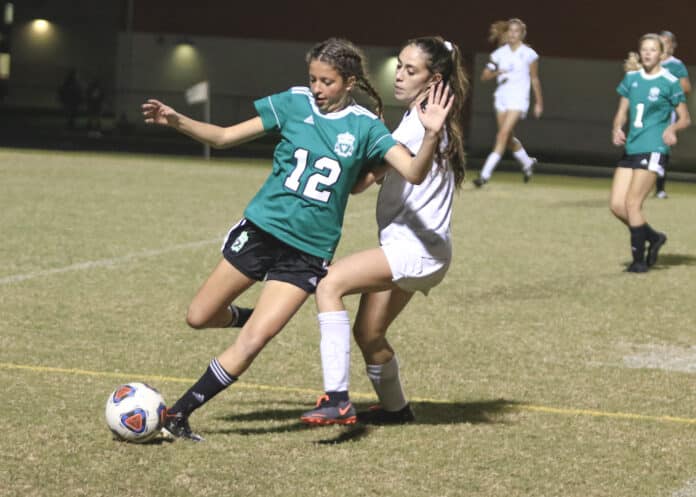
[221,218,328,294]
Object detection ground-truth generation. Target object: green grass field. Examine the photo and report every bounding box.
[2,148,696,497]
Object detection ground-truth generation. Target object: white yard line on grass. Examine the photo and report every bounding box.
[0,238,219,285]
[673,479,696,497]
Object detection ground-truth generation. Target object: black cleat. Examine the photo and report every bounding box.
[300,394,357,425]
[626,261,649,273]
[646,233,667,267]
[162,409,204,442]
[357,404,415,425]
[229,305,253,328]
[473,177,487,188]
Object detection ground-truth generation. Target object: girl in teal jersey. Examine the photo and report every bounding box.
[611,33,690,273]
[654,30,692,198]
[141,38,455,441]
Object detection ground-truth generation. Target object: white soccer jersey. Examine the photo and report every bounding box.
[490,43,539,99]
[376,109,454,261]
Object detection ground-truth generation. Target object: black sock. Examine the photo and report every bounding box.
[170,358,237,417]
[326,391,349,405]
[643,223,660,244]
[656,174,666,192]
[629,225,647,263]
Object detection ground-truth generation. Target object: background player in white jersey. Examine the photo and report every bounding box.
[300,36,468,425]
[474,18,543,187]
[141,38,455,441]
[654,30,691,199]
[611,34,690,273]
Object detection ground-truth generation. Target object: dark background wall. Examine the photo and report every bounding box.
[2,0,695,165]
[132,0,696,61]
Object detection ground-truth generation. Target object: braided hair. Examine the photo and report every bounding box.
[306,38,384,117]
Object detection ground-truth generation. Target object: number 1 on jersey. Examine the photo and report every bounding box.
[633,103,645,129]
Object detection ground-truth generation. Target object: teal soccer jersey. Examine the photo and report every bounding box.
[617,69,686,154]
[245,87,397,259]
[662,55,689,80]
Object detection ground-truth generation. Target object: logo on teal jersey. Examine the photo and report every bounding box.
[648,87,661,101]
[334,132,356,158]
[231,231,249,253]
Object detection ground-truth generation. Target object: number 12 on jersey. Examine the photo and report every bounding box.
[284,148,342,203]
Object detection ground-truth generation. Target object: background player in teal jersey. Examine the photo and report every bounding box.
[141,38,455,441]
[611,33,690,273]
[654,30,692,198]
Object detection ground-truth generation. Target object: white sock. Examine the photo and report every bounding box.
[365,355,407,411]
[480,152,502,180]
[513,146,534,169]
[319,311,351,393]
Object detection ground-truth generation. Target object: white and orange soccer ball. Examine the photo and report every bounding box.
[105,382,166,443]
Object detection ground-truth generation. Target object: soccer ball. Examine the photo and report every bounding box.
[105,382,166,443]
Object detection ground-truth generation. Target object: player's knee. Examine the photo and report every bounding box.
[496,129,511,146]
[316,272,344,300]
[625,196,643,215]
[185,305,208,330]
[353,327,386,354]
[609,200,626,219]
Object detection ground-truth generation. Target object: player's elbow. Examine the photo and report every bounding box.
[403,170,427,185]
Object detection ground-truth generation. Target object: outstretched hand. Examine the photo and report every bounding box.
[142,99,180,127]
[416,82,454,134]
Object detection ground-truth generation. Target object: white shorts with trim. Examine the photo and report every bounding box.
[494,90,529,117]
[381,241,450,295]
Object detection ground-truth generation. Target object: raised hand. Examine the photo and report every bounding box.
[416,82,454,134]
[142,99,180,128]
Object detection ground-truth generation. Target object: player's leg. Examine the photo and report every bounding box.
[626,169,665,270]
[302,248,395,425]
[185,258,255,329]
[655,171,668,198]
[609,167,633,225]
[477,110,523,185]
[352,288,416,424]
[165,280,310,440]
[509,136,536,181]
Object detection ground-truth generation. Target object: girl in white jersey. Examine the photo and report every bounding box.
[474,18,544,187]
[301,36,468,425]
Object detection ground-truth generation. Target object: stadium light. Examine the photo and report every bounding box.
[30,19,51,35]
[4,2,13,24]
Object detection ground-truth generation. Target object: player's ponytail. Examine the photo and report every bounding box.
[407,36,469,188]
[488,20,509,46]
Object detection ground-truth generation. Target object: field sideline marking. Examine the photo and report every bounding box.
[0,239,219,285]
[2,361,696,426]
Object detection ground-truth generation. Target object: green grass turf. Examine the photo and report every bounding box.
[2,148,696,497]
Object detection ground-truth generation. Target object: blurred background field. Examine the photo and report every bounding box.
[2,149,696,497]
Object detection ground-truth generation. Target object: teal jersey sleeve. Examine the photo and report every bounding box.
[668,79,687,106]
[617,73,632,98]
[254,91,292,131]
[662,59,689,80]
